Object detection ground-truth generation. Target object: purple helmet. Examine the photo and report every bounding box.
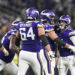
[26,8,39,20]
[11,18,22,30]
[40,9,55,23]
[59,15,71,24]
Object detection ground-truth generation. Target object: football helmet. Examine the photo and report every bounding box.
[59,15,71,29]
[40,9,55,23]
[59,15,71,24]
[26,8,39,20]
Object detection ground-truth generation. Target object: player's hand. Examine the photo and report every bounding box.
[68,45,75,52]
[47,50,55,60]
[3,48,9,56]
[4,51,9,56]
[16,47,21,54]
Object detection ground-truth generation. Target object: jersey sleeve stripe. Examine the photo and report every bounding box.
[12,24,18,26]
[45,29,54,32]
[69,33,75,36]
[37,25,43,28]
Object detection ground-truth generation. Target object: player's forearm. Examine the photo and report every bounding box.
[39,34,51,52]
[15,37,21,47]
[54,37,75,52]
[48,31,69,48]
[9,34,17,49]
[44,44,51,52]
[64,43,70,48]
[0,46,9,56]
[54,37,66,47]
[9,43,20,54]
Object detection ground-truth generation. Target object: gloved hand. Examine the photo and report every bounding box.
[47,50,55,60]
[68,45,75,52]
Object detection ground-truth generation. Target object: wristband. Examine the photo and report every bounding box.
[3,48,7,53]
[68,45,74,49]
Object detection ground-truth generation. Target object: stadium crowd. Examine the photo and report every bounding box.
[0,0,75,36]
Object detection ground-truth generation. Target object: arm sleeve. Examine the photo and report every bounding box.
[54,37,66,47]
[15,37,21,46]
[0,42,2,48]
[40,35,49,47]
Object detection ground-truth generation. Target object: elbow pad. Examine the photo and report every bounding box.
[54,37,66,47]
[40,35,49,47]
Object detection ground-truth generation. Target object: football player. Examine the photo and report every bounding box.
[0,29,19,75]
[16,8,52,75]
[39,10,56,75]
[57,15,75,75]
[40,10,75,75]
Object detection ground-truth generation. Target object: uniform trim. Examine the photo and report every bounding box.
[37,25,43,28]
[45,29,54,32]
[69,33,75,36]
[37,53,44,75]
[12,24,18,26]
[45,50,51,73]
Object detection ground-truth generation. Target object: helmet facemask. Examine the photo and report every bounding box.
[59,20,67,30]
[59,15,71,30]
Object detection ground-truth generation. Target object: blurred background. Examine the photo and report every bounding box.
[0,0,75,75]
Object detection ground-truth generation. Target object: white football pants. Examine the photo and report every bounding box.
[0,60,18,75]
[39,49,54,75]
[18,50,43,75]
[57,55,75,75]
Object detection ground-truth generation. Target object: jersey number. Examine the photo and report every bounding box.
[20,27,35,40]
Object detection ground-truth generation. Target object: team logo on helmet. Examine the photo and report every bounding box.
[59,15,71,24]
[40,9,55,24]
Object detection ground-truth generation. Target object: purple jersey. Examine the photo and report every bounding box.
[0,30,17,63]
[17,21,43,52]
[42,24,56,51]
[12,21,22,30]
[57,28,75,56]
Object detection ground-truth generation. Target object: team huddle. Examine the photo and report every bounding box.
[0,8,75,75]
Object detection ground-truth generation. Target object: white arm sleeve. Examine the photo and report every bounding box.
[70,36,75,45]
